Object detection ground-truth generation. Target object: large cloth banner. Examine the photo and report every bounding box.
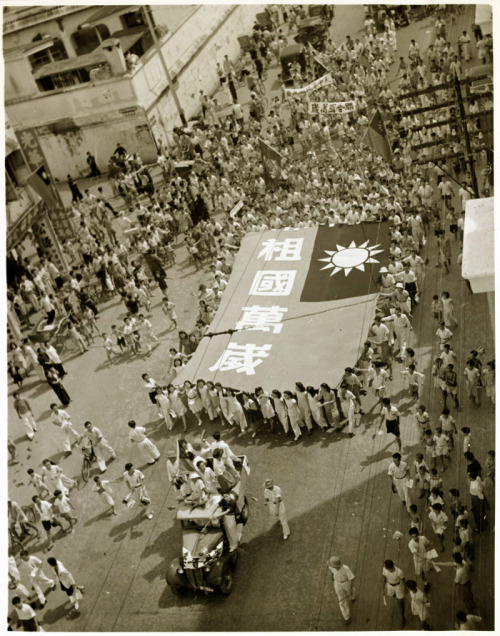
[176,224,391,392]
[308,101,356,116]
[284,73,332,95]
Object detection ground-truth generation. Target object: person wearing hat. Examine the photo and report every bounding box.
[264,479,290,540]
[393,283,412,315]
[378,267,395,296]
[327,556,355,624]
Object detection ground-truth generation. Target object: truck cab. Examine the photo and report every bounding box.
[166,456,249,596]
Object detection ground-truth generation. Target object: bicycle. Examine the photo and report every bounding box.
[81,443,96,483]
[52,318,78,356]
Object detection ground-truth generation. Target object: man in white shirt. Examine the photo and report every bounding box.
[379,397,402,451]
[32,495,62,549]
[388,452,410,507]
[382,559,406,626]
[382,308,412,358]
[327,556,355,624]
[18,550,55,606]
[82,421,116,473]
[123,462,153,519]
[408,527,435,587]
[369,316,392,372]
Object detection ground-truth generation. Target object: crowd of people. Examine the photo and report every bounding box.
[7,3,493,631]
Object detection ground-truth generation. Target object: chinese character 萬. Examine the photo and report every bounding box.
[209,343,272,376]
[236,305,288,334]
[249,270,296,296]
[257,238,304,261]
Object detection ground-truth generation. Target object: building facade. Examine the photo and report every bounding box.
[4,4,263,181]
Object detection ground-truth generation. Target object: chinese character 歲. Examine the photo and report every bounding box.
[208,343,272,376]
[249,270,296,296]
[257,238,304,262]
[236,305,288,334]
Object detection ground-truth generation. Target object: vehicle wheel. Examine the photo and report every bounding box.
[64,337,78,353]
[81,458,91,483]
[169,584,183,596]
[219,564,234,595]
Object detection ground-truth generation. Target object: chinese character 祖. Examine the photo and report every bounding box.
[249,270,296,296]
[257,238,304,262]
[209,343,272,376]
[236,305,288,334]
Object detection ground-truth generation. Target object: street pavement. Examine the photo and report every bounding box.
[8,4,494,632]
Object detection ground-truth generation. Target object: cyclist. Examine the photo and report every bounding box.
[8,500,39,543]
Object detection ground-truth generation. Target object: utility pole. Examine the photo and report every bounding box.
[144,5,187,126]
[453,73,479,198]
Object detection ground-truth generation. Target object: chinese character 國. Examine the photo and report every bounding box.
[208,343,272,376]
[236,305,288,334]
[249,270,297,296]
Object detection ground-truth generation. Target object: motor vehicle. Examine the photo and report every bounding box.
[166,456,249,596]
[307,4,334,25]
[294,17,328,50]
[280,43,306,84]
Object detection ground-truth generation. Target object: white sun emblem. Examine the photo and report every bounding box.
[318,240,384,276]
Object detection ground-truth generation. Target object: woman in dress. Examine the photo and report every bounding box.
[178,331,195,356]
[216,383,233,426]
[282,391,303,441]
[318,383,339,428]
[167,384,188,432]
[295,382,313,435]
[255,386,276,433]
[241,392,262,437]
[193,457,219,495]
[9,343,29,377]
[206,381,222,419]
[482,360,495,405]
[306,386,328,429]
[225,389,248,433]
[156,388,174,431]
[212,448,238,493]
[41,459,76,496]
[271,390,289,434]
[46,366,71,405]
[441,291,458,330]
[184,381,204,426]
[128,420,160,464]
[197,379,217,421]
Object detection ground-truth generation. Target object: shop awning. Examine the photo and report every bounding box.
[82,5,139,28]
[108,27,146,53]
[32,28,146,79]
[32,48,105,79]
